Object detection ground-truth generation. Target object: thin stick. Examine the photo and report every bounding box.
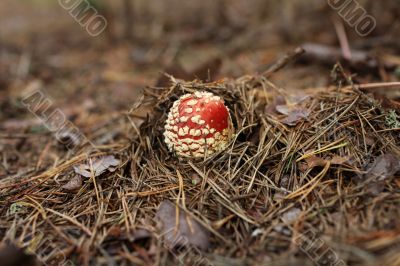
[344,82,400,91]
[333,16,352,60]
[262,47,305,77]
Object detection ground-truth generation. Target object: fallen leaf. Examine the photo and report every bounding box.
[61,175,82,191]
[155,200,210,250]
[305,156,327,168]
[281,108,311,126]
[275,104,292,116]
[275,93,309,114]
[330,155,349,165]
[288,94,311,105]
[73,155,120,178]
[303,155,349,169]
[365,154,400,181]
[265,96,286,115]
[363,154,400,195]
[281,207,301,224]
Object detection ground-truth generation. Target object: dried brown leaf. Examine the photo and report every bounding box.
[275,104,292,116]
[281,207,301,224]
[364,154,400,195]
[265,95,286,115]
[280,108,311,126]
[366,154,400,181]
[330,156,349,165]
[73,155,120,178]
[303,155,348,169]
[61,175,82,191]
[155,200,210,250]
[305,156,327,168]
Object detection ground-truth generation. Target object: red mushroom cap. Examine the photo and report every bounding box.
[164,91,234,158]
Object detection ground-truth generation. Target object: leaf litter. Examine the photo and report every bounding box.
[362,153,400,195]
[73,155,120,178]
[1,72,400,265]
[155,200,210,250]
[61,175,83,191]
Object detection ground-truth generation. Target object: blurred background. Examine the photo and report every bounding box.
[0,0,399,125]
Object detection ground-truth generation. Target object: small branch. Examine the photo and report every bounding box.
[343,82,400,91]
[332,16,352,60]
[262,47,305,77]
[299,43,399,70]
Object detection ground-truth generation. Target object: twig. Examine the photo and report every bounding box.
[332,16,352,60]
[262,47,305,77]
[343,82,400,91]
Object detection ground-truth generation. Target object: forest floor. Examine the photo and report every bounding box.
[1,1,400,266]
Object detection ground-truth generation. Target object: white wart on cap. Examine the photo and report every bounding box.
[164,91,234,158]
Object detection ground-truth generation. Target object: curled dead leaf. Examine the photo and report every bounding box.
[61,175,82,191]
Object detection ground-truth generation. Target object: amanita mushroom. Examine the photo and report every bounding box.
[164,91,234,158]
